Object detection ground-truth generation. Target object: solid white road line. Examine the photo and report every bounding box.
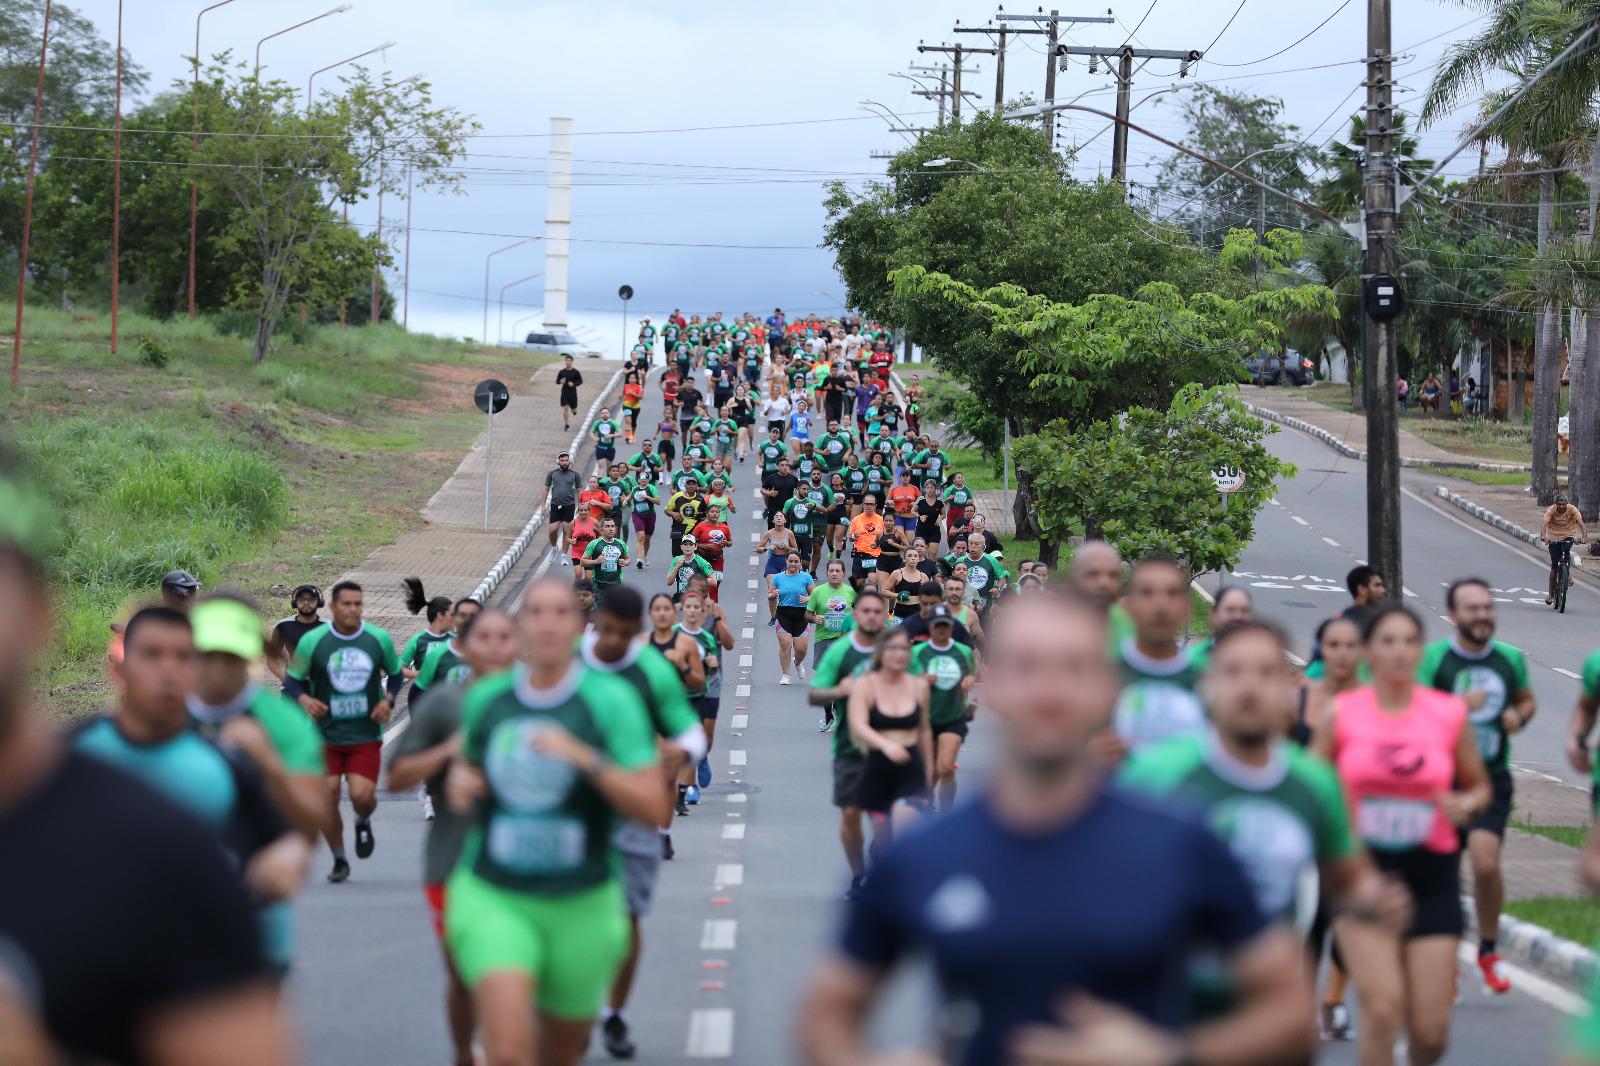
[731,714,748,729]
[729,750,747,766]
[1291,515,1310,526]
[1556,667,1582,679]
[1322,537,1340,547]
[700,919,738,951]
[713,863,744,887]
[686,1008,735,1058]
[722,823,746,840]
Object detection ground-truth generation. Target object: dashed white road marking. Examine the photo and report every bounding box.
[729,749,747,766]
[740,627,754,639]
[700,920,738,951]
[713,863,744,887]
[726,793,747,804]
[738,654,753,667]
[722,823,746,840]
[746,579,757,590]
[731,714,748,729]
[748,555,759,567]
[743,603,756,613]
[686,1009,735,1058]
[1322,537,1340,547]
[735,683,750,697]
[1291,515,1309,526]
[1555,667,1582,679]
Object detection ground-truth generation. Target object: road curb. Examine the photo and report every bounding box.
[1432,486,1542,547]
[467,368,622,604]
[1242,401,1533,472]
[1462,894,1598,993]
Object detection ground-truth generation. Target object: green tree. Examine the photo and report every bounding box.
[1015,384,1295,572]
[192,63,474,361]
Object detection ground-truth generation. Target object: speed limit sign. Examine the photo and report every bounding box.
[1212,465,1246,494]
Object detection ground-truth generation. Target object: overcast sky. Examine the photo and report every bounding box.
[69,0,1493,340]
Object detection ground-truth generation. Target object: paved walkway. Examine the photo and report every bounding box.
[339,359,620,638]
[1239,385,1468,465]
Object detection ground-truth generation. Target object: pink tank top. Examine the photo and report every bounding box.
[1333,684,1466,854]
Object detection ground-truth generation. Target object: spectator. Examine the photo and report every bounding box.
[1397,374,1410,413]
[1418,372,1442,415]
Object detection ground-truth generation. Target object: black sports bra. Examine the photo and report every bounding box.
[651,634,690,680]
[868,701,920,733]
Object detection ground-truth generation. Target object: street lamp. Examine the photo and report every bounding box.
[922,157,986,171]
[188,0,237,319]
[306,41,395,111]
[498,272,542,343]
[255,4,351,78]
[482,237,541,344]
[509,311,541,343]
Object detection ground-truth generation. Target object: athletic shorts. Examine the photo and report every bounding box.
[560,389,579,409]
[1466,772,1514,838]
[445,870,628,1019]
[893,515,917,533]
[423,882,447,939]
[697,693,720,721]
[324,740,381,782]
[777,605,809,638]
[596,444,616,461]
[794,535,813,559]
[860,749,931,815]
[764,552,790,576]
[766,420,786,436]
[1370,847,1463,939]
[815,637,843,665]
[549,503,575,523]
[852,555,881,582]
[933,719,969,740]
[832,752,866,809]
[631,511,656,535]
[614,822,663,917]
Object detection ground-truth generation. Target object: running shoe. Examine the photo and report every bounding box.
[779,674,792,686]
[661,833,675,861]
[818,713,832,732]
[1477,952,1512,995]
[602,1015,637,1060]
[768,617,777,627]
[697,757,711,789]
[636,560,645,570]
[1319,1003,1351,1041]
[843,875,866,902]
[354,819,375,859]
[796,663,807,680]
[420,792,435,822]
[327,857,351,884]
[675,786,690,816]
[686,785,701,805]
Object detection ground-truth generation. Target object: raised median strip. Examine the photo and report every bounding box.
[1463,895,1598,995]
[1432,486,1543,548]
[1243,401,1532,472]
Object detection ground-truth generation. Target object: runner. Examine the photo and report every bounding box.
[1312,605,1492,1066]
[900,581,974,647]
[887,471,920,536]
[556,355,583,432]
[1416,577,1534,994]
[412,599,483,703]
[799,594,1312,1066]
[401,577,456,693]
[568,505,599,574]
[761,379,793,438]
[580,587,708,1061]
[284,580,404,882]
[625,438,663,487]
[914,480,945,550]
[620,372,644,444]
[883,544,928,623]
[591,407,623,478]
[1067,539,1131,645]
[845,494,886,589]
[808,590,890,897]
[846,627,931,841]
[1187,585,1253,671]
[943,576,985,647]
[266,582,324,682]
[665,474,706,557]
[581,517,632,590]
[954,535,1006,615]
[691,503,733,596]
[1112,557,1206,755]
[667,535,716,602]
[908,605,975,810]
[677,586,732,800]
[442,578,664,1066]
[388,607,520,1066]
[543,452,581,557]
[760,456,800,527]
[626,472,660,569]
[770,550,816,685]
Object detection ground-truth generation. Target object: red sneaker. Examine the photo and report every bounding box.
[1477,952,1512,995]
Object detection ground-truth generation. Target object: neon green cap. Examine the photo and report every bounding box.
[190,598,264,660]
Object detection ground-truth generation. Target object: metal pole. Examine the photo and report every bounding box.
[111,0,122,355]
[498,272,541,342]
[1111,47,1133,185]
[1002,418,1013,531]
[402,161,412,329]
[12,0,52,389]
[371,159,382,325]
[620,297,629,360]
[994,26,1006,114]
[1363,0,1402,597]
[483,237,539,344]
[191,0,236,320]
[256,5,350,80]
[483,406,492,530]
[1043,8,1058,140]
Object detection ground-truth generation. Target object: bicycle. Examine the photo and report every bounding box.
[1552,537,1577,613]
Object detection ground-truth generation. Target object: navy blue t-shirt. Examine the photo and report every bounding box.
[839,787,1268,1065]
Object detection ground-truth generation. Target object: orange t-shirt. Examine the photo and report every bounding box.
[622,382,644,409]
[579,488,612,520]
[888,484,919,517]
[848,512,885,555]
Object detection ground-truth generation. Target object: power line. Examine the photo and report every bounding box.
[1204,0,1352,68]
[1202,0,1250,55]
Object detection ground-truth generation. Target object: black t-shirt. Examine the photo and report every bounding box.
[762,473,799,511]
[273,616,321,658]
[677,385,703,417]
[556,367,583,395]
[0,751,266,1065]
[899,610,974,648]
[915,498,945,536]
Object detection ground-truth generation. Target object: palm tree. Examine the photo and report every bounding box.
[1424,0,1600,506]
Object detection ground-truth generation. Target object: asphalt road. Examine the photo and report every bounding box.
[284,374,1583,1064]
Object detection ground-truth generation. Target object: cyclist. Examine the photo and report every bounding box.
[799,594,1313,1066]
[1541,492,1588,605]
[388,607,519,1066]
[284,580,404,883]
[1312,605,1491,1066]
[770,550,816,685]
[809,591,889,899]
[442,578,665,1066]
[266,583,324,683]
[909,605,975,809]
[1112,557,1205,756]
[1417,577,1534,994]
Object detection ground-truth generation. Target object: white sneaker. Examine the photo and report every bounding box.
[796,663,807,680]
[420,790,435,822]
[779,674,792,686]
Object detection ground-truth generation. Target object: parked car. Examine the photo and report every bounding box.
[522,330,600,358]
[1241,349,1316,386]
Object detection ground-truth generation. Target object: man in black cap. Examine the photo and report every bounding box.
[160,569,201,612]
[266,584,324,684]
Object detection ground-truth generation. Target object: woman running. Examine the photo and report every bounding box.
[730,384,756,461]
[655,404,678,471]
[755,514,799,625]
[621,371,645,444]
[788,397,814,452]
[769,550,815,686]
[847,627,933,839]
[885,545,927,623]
[826,472,849,559]
[648,592,704,818]
[761,379,792,438]
[1313,605,1491,1066]
[914,480,945,550]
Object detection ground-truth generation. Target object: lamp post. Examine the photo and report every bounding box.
[11,0,50,387]
[110,0,122,355]
[482,237,541,344]
[188,0,236,319]
[255,4,351,78]
[306,41,395,111]
[498,273,542,343]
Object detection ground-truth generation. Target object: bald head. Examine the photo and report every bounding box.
[1069,541,1124,609]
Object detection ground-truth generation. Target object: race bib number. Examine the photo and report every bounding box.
[860,557,877,571]
[1356,797,1437,850]
[487,814,586,874]
[329,694,369,719]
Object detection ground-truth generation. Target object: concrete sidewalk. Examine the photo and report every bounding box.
[1240,385,1484,466]
[338,359,620,639]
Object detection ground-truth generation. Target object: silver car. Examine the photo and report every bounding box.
[522,329,600,358]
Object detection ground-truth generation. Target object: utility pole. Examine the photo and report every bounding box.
[1362,0,1402,597]
[1055,43,1202,184]
[917,42,986,123]
[995,10,1114,140]
[910,62,979,125]
[952,22,1009,112]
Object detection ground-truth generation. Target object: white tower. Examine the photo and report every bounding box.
[543,116,572,330]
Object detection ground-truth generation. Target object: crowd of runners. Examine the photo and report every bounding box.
[8,307,1600,1066]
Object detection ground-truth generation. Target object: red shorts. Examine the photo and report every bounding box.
[423,883,447,938]
[324,740,382,782]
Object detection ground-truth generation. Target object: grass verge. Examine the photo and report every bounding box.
[1444,469,1534,487]
[1301,383,1544,467]
[5,302,548,718]
[1505,897,1600,946]
[1511,822,1589,849]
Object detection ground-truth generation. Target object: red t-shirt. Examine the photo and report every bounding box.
[579,489,612,521]
[569,516,598,560]
[888,484,920,517]
[693,521,732,562]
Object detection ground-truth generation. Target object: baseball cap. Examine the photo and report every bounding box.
[190,598,264,660]
[161,569,201,592]
[928,603,954,625]
[681,534,698,544]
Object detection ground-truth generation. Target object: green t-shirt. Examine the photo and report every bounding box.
[804,483,836,509]
[583,536,630,585]
[670,467,709,496]
[685,443,712,469]
[460,665,656,894]
[403,628,452,670]
[758,440,788,474]
[626,450,662,480]
[628,482,660,514]
[1417,638,1530,775]
[288,622,401,745]
[863,464,893,498]
[943,484,974,510]
[806,582,857,642]
[915,449,948,483]
[592,418,621,446]
[959,554,1006,605]
[795,453,822,480]
[188,683,325,777]
[415,638,473,693]
[581,637,701,741]
[818,432,853,470]
[910,639,976,725]
[844,466,867,495]
[1121,733,1355,928]
[812,632,876,757]
[675,622,720,699]
[1582,651,1600,786]
[784,497,821,538]
[599,477,630,512]
[1113,639,1207,753]
[671,554,715,598]
[713,419,738,446]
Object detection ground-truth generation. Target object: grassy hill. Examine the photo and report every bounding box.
[3,304,547,717]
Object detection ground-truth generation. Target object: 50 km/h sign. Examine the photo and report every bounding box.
[1212,465,1246,494]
